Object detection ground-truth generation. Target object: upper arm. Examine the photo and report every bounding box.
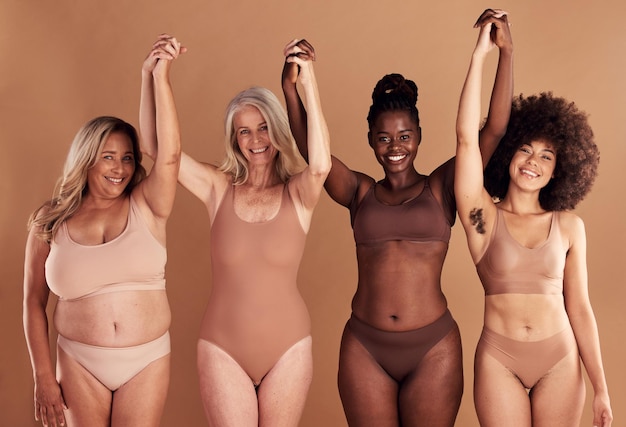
[23,225,51,311]
[455,140,497,263]
[563,214,592,313]
[322,155,372,208]
[178,151,229,220]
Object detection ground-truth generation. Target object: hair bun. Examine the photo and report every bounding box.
[372,73,418,105]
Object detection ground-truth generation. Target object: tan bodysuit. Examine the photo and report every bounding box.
[200,184,310,385]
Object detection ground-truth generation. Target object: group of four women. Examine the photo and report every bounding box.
[23,8,612,427]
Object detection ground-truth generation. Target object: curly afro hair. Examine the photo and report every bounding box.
[367,73,420,129]
[484,92,599,211]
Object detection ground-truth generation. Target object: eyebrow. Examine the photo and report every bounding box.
[376,129,414,134]
[102,150,134,155]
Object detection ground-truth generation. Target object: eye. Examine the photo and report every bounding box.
[378,136,391,143]
[260,125,268,132]
[519,146,531,154]
[123,155,134,162]
[399,134,410,141]
[239,129,249,135]
[103,155,114,160]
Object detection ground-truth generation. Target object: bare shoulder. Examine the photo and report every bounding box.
[558,210,585,230]
[557,210,586,248]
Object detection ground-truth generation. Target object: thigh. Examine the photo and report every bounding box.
[474,343,531,427]
[338,325,399,427]
[111,354,170,427]
[399,324,463,427]
[530,350,585,427]
[56,345,112,427]
[257,336,313,427]
[197,339,259,427]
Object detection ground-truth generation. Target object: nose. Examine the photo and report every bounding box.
[526,154,538,166]
[111,158,123,171]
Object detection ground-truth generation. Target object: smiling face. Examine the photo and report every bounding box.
[86,131,136,199]
[509,139,557,191]
[234,105,277,167]
[369,110,421,174]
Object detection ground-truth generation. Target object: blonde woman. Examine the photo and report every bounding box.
[140,39,331,426]
[23,35,183,427]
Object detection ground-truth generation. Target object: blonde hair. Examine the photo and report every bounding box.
[218,87,304,184]
[29,116,146,242]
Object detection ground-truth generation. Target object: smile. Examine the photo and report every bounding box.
[520,168,539,178]
[387,154,407,162]
[106,176,124,184]
[251,147,269,154]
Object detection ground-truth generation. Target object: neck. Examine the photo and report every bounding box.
[499,188,545,215]
[382,168,421,190]
[246,164,281,189]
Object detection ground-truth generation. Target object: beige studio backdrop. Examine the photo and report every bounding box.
[1,0,624,426]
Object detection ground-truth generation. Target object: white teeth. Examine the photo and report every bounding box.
[521,168,538,178]
[388,154,406,161]
[251,147,268,154]
[107,177,123,183]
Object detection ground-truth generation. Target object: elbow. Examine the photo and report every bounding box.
[309,157,332,178]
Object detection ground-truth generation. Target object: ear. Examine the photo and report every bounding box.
[368,131,374,148]
[416,126,422,146]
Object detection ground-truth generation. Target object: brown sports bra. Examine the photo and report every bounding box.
[352,179,451,245]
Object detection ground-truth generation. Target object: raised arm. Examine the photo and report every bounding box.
[136,35,184,220]
[455,11,507,262]
[476,9,514,167]
[282,40,368,208]
[283,39,331,213]
[281,40,312,161]
[139,36,227,218]
[562,215,613,427]
[23,220,67,427]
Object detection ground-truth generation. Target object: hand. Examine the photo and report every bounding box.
[34,375,67,427]
[593,392,613,427]
[142,34,187,78]
[473,9,512,54]
[283,39,316,86]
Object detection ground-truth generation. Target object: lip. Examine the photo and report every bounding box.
[105,176,125,184]
[386,153,408,162]
[250,146,269,154]
[519,167,539,178]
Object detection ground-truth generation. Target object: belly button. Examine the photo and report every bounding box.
[390,315,399,321]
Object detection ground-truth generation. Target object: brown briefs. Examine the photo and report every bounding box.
[345,309,456,382]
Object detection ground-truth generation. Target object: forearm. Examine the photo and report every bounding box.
[300,67,331,176]
[139,70,158,160]
[23,302,55,382]
[457,51,487,148]
[283,80,309,161]
[481,47,513,152]
[570,310,610,395]
[153,74,181,166]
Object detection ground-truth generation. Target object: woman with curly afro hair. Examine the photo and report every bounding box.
[455,22,613,427]
[282,9,513,427]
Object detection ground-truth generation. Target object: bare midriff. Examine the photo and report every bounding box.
[53,290,171,347]
[352,239,449,331]
[484,293,570,341]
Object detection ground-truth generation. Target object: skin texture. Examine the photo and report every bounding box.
[140,38,331,426]
[22,35,182,427]
[282,9,513,427]
[455,11,613,427]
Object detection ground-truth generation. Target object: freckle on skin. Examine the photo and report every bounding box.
[470,208,486,234]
